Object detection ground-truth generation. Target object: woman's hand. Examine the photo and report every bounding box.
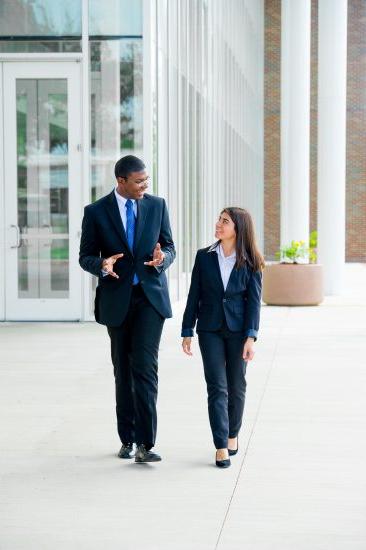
[182,337,193,356]
[243,337,255,361]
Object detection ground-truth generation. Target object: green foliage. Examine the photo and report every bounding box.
[275,231,318,264]
[309,230,317,247]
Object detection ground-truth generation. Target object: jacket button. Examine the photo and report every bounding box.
[223,298,227,303]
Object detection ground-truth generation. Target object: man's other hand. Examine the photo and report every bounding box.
[144,243,165,267]
[102,253,124,279]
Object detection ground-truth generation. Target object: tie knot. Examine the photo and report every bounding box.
[126,199,133,210]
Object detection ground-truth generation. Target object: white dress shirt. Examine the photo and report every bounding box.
[102,188,163,275]
[114,187,137,229]
[215,243,236,290]
[101,189,137,276]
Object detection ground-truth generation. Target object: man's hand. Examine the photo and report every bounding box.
[243,337,255,361]
[102,253,124,279]
[144,243,165,267]
[182,337,193,356]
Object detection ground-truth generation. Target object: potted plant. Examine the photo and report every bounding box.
[262,231,324,306]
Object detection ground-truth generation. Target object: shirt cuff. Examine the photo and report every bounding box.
[101,269,109,277]
[154,259,164,272]
[181,328,194,337]
[244,329,258,341]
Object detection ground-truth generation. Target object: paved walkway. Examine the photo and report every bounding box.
[1,264,365,550]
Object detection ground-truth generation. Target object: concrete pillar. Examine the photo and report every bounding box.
[281,0,311,252]
[317,0,348,294]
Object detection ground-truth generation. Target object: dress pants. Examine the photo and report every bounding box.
[107,283,165,450]
[198,321,247,449]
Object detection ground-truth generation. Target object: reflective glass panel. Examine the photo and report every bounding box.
[0,40,81,53]
[89,0,142,36]
[90,39,143,200]
[0,0,81,36]
[16,79,70,298]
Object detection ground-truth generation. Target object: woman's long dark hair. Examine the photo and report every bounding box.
[220,207,265,272]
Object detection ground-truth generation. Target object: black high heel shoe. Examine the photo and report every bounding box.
[228,437,238,456]
[215,450,231,468]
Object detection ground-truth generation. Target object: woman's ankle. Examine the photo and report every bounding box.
[216,448,229,459]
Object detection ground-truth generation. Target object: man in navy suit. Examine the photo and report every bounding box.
[79,155,175,463]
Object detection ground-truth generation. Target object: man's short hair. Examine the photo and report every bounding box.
[114,155,146,179]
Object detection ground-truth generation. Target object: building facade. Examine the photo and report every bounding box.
[264,0,366,263]
[0,0,364,321]
[0,0,264,321]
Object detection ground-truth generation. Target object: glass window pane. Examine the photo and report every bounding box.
[16,79,70,299]
[0,0,81,37]
[90,39,143,200]
[89,0,142,36]
[0,40,81,53]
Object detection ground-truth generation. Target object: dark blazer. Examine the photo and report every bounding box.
[181,244,262,340]
[79,191,175,326]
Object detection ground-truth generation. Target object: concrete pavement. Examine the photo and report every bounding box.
[1,263,365,550]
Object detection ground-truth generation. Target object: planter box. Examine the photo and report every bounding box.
[263,263,324,306]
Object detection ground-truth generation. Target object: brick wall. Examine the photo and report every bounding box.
[264,0,281,259]
[346,0,366,262]
[264,0,366,262]
[310,0,318,243]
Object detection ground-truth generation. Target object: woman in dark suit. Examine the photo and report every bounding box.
[181,207,264,468]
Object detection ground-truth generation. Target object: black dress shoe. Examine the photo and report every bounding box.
[118,443,134,459]
[215,451,231,468]
[135,444,162,463]
[228,437,238,456]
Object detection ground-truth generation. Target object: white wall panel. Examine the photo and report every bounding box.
[151,0,264,299]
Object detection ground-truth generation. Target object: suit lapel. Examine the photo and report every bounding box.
[134,196,149,252]
[104,191,131,253]
[208,250,225,294]
[225,266,239,294]
[208,246,243,295]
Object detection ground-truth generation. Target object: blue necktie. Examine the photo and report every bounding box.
[125,199,139,285]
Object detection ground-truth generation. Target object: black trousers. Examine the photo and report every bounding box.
[107,284,165,450]
[198,322,247,449]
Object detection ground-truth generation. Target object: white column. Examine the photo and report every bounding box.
[281,0,311,250]
[142,0,154,176]
[81,0,92,320]
[317,0,348,294]
[100,41,120,178]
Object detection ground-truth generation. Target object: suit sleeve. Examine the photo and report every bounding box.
[181,252,201,337]
[154,199,176,273]
[79,206,104,278]
[243,269,262,341]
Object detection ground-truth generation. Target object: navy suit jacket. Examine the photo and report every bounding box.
[181,245,262,340]
[79,191,175,326]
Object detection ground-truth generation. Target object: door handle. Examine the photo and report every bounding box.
[10,224,21,248]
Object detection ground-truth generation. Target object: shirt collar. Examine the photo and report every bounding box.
[114,188,136,208]
[217,243,236,260]
[208,241,219,253]
[208,241,247,261]
[208,241,236,258]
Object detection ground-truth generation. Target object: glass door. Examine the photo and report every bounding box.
[3,62,82,320]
